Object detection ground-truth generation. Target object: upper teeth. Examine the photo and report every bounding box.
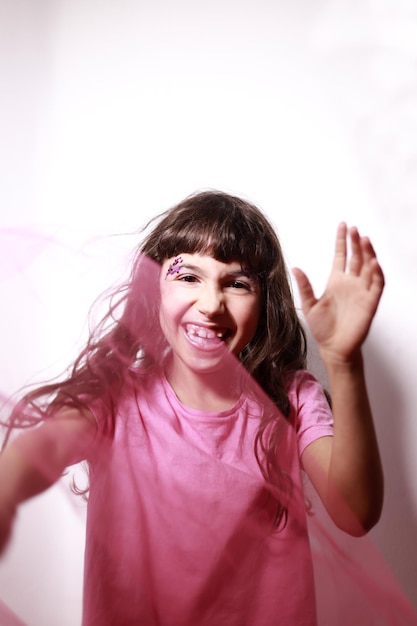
[187,325,226,339]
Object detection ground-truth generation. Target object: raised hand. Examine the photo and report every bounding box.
[292,223,385,364]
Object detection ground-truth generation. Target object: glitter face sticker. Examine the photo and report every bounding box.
[166,256,183,277]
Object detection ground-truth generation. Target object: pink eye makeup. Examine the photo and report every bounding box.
[166,256,183,277]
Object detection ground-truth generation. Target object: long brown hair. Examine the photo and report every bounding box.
[140,191,307,523]
[140,190,307,408]
[3,191,307,521]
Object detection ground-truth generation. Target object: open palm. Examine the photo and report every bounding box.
[293,223,385,364]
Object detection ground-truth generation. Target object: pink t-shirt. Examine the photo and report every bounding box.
[83,368,333,626]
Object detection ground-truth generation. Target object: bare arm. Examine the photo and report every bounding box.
[0,410,96,553]
[293,223,384,536]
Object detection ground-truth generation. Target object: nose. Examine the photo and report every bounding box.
[197,283,225,317]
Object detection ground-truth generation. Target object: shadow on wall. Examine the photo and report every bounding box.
[308,331,417,611]
[364,338,417,612]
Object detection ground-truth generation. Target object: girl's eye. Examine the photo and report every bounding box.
[230,280,251,290]
[178,274,198,283]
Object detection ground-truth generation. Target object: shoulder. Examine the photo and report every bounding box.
[287,370,330,413]
[286,369,333,454]
[88,367,164,428]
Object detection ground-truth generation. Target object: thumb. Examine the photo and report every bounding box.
[292,268,317,314]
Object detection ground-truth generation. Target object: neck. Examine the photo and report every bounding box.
[164,358,242,412]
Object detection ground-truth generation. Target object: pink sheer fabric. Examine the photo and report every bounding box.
[81,367,330,625]
[1,229,416,625]
[0,601,27,626]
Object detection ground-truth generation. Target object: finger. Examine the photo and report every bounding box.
[364,258,385,305]
[359,236,377,288]
[360,235,385,294]
[360,236,379,268]
[348,226,363,276]
[292,268,317,314]
[331,222,348,273]
[370,259,385,293]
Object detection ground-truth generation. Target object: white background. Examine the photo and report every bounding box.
[1,1,416,624]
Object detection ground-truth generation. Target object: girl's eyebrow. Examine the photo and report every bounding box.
[227,269,258,283]
[176,263,258,283]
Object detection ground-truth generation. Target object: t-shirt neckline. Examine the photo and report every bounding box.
[160,371,245,420]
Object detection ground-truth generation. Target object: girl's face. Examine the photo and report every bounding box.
[159,253,261,377]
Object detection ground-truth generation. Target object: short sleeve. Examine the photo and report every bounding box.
[288,370,334,457]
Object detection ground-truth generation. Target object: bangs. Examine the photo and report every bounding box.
[142,192,280,275]
[158,212,263,268]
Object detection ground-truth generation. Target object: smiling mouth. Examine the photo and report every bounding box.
[185,324,230,345]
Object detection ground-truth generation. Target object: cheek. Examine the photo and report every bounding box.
[158,303,179,350]
[159,295,172,335]
[231,300,261,344]
[158,282,171,333]
[247,313,260,339]
[244,301,262,340]
[242,296,261,324]
[158,284,184,332]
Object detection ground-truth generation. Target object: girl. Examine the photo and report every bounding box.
[0,190,384,625]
